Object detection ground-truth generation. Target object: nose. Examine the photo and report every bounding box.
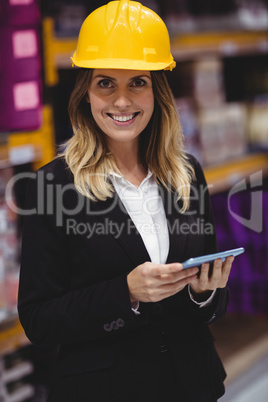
[113,88,132,109]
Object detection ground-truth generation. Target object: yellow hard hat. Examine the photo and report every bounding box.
[71,0,176,71]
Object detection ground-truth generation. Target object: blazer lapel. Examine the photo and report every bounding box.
[83,192,151,267]
[159,185,188,264]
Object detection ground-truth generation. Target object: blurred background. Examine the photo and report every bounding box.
[0,0,268,401]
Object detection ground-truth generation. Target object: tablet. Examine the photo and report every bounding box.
[182,247,245,269]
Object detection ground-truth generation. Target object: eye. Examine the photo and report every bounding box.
[98,79,114,88]
[131,79,146,87]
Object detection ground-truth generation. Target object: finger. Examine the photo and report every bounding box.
[159,266,199,284]
[150,263,183,277]
[223,256,234,273]
[198,263,210,287]
[219,256,234,287]
[159,272,198,296]
[210,258,222,284]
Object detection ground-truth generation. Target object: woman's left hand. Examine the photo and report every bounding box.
[189,256,234,295]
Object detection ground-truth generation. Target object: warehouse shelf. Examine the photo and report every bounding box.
[171,30,268,61]
[2,361,34,384]
[4,384,35,402]
[204,152,268,194]
[0,319,29,357]
[0,105,55,171]
[43,18,77,86]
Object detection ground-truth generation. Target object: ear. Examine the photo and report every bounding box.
[85,92,90,103]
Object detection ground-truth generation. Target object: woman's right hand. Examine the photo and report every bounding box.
[127,262,199,303]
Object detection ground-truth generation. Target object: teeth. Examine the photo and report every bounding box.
[111,114,135,122]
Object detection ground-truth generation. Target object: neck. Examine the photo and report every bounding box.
[109,140,147,187]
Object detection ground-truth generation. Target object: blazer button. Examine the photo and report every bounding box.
[103,323,112,332]
[111,321,119,330]
[116,318,125,328]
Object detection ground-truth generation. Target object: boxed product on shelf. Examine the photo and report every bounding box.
[0,78,42,132]
[53,3,88,37]
[237,0,268,30]
[175,97,203,163]
[193,58,225,108]
[2,229,20,316]
[0,0,42,132]
[0,0,41,27]
[223,103,248,157]
[0,351,34,402]
[0,25,42,131]
[175,58,226,108]
[0,26,41,82]
[0,251,7,322]
[247,95,268,149]
[211,183,268,315]
[0,166,19,322]
[198,103,247,165]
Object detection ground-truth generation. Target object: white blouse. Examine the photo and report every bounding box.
[111,170,169,264]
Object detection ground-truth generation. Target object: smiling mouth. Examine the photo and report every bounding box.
[107,112,139,122]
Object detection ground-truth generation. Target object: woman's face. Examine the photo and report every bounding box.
[87,69,154,150]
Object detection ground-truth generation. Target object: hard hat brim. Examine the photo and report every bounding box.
[71,56,176,71]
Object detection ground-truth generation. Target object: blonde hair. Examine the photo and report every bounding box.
[61,69,194,212]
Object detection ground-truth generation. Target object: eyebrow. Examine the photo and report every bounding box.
[92,74,152,81]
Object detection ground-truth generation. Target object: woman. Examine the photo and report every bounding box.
[18,1,234,401]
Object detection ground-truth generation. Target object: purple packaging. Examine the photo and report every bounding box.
[0,25,42,131]
[211,189,268,315]
[0,0,40,27]
[0,78,42,131]
[0,27,41,82]
[263,192,268,253]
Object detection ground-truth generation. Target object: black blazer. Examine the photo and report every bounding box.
[18,155,228,402]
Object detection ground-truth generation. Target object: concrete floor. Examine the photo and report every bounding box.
[220,353,268,401]
[210,313,268,401]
